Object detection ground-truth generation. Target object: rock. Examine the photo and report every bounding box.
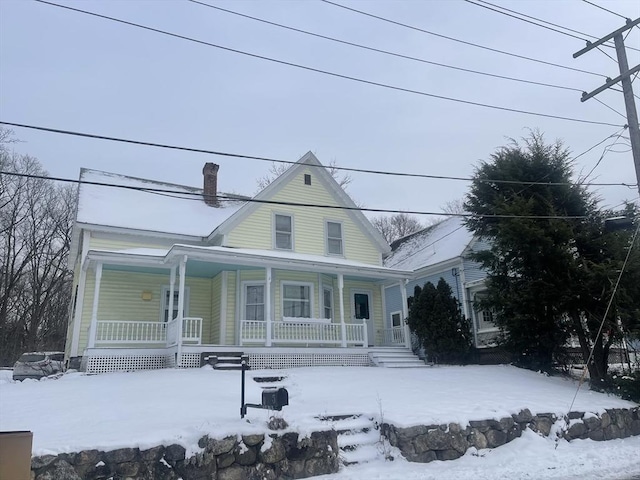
[114,461,140,476]
[140,446,165,462]
[567,422,587,440]
[601,412,612,429]
[72,449,102,465]
[498,417,514,431]
[468,419,500,432]
[588,429,604,441]
[35,460,81,480]
[406,451,437,463]
[512,409,533,423]
[31,455,57,470]
[217,465,250,480]
[604,424,621,440]
[207,436,238,456]
[485,429,507,448]
[507,423,522,443]
[531,417,554,437]
[260,438,286,464]
[242,434,265,447]
[310,430,338,457]
[631,420,640,436]
[217,452,236,469]
[425,429,451,450]
[236,445,258,466]
[278,458,306,478]
[450,432,469,454]
[412,434,430,454]
[164,444,186,462]
[583,416,602,432]
[468,429,488,449]
[568,411,584,420]
[436,449,463,461]
[104,447,138,464]
[397,425,428,441]
[305,457,339,477]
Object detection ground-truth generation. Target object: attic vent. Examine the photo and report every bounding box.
[304,174,311,185]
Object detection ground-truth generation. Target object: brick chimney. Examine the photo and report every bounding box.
[203,163,220,207]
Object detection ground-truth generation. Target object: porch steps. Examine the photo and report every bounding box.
[201,352,248,371]
[316,414,381,466]
[368,347,427,368]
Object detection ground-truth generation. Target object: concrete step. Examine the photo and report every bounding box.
[341,444,381,465]
[338,430,379,449]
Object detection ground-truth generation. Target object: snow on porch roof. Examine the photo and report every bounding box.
[384,217,474,271]
[77,169,244,237]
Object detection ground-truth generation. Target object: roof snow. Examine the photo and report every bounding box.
[76,169,244,237]
[384,217,474,271]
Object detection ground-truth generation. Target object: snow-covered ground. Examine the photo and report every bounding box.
[1,365,639,479]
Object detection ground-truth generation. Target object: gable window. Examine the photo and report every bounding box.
[282,283,312,318]
[275,214,293,250]
[161,286,190,322]
[323,286,333,320]
[304,174,311,185]
[326,221,343,255]
[244,283,265,321]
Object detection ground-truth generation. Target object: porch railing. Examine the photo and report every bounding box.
[382,326,405,346]
[94,318,202,345]
[240,319,367,346]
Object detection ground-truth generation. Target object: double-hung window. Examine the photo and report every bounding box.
[161,286,190,322]
[244,284,265,321]
[275,214,293,250]
[323,286,333,320]
[282,283,312,318]
[326,221,343,255]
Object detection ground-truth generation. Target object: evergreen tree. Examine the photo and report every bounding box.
[407,278,472,364]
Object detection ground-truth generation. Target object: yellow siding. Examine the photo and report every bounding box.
[77,270,213,351]
[210,273,222,344]
[226,167,381,265]
[88,236,169,252]
[225,271,237,345]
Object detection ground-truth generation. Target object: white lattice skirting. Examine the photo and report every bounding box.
[84,351,371,373]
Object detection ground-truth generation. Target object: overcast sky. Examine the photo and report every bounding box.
[1,0,639,221]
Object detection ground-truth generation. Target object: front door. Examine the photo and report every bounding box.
[353,291,374,346]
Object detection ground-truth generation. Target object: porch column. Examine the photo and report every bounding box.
[400,279,411,349]
[166,266,176,347]
[265,267,272,347]
[87,262,103,348]
[338,273,346,347]
[176,256,187,367]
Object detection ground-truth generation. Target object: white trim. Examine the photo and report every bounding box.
[160,284,190,322]
[70,230,91,357]
[219,271,228,345]
[380,284,386,329]
[235,270,241,345]
[400,279,411,349]
[273,212,294,251]
[265,267,272,347]
[280,280,315,319]
[325,219,344,257]
[87,262,103,349]
[176,256,187,366]
[338,274,346,347]
[322,284,334,320]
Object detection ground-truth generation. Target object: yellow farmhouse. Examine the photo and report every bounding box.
[65,153,422,373]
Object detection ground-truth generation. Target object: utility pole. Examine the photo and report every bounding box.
[574,18,640,197]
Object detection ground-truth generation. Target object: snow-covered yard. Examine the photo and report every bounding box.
[1,365,639,479]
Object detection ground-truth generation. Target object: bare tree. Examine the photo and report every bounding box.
[371,213,424,244]
[256,159,352,191]
[441,199,466,215]
[0,130,75,365]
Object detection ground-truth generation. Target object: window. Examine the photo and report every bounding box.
[304,174,311,185]
[161,286,190,322]
[391,312,402,328]
[275,214,293,250]
[354,293,370,319]
[326,221,343,255]
[473,293,496,330]
[323,286,333,320]
[282,283,312,318]
[244,284,265,321]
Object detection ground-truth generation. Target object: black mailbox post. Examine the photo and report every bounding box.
[240,359,289,418]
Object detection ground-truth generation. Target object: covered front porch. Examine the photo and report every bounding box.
[75,244,412,366]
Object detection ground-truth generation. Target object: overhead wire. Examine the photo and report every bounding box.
[32,0,620,127]
[1,121,636,188]
[319,0,608,78]
[592,97,627,119]
[187,0,583,93]
[582,0,632,21]
[581,129,628,181]
[0,171,596,219]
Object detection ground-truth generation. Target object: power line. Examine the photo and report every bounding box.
[593,97,627,119]
[187,0,583,93]
[581,129,628,181]
[2,120,636,188]
[320,0,607,78]
[582,0,632,21]
[0,170,595,219]
[33,0,618,127]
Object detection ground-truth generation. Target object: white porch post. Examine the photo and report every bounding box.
[338,273,346,347]
[265,267,272,347]
[400,279,411,349]
[87,262,103,348]
[167,266,176,347]
[176,256,187,367]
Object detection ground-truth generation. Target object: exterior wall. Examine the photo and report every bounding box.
[384,283,403,327]
[225,166,382,265]
[407,267,463,303]
[210,273,222,344]
[462,238,490,284]
[225,271,237,346]
[88,235,174,252]
[77,269,213,352]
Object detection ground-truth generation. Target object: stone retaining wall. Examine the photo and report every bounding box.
[382,407,640,463]
[30,430,339,480]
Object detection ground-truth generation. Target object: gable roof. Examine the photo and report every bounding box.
[384,217,474,271]
[76,169,244,237]
[211,152,391,254]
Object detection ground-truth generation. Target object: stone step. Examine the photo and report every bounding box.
[338,430,379,449]
[316,413,363,422]
[341,444,381,466]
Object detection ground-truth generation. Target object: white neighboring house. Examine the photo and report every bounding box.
[65,152,419,373]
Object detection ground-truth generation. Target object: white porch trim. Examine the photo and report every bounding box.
[338,273,346,347]
[176,256,187,366]
[265,266,272,347]
[400,279,411,349]
[219,271,228,345]
[70,230,90,357]
[87,262,103,349]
